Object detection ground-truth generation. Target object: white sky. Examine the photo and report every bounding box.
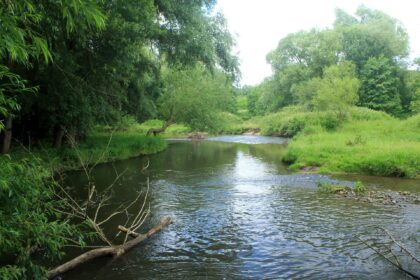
[215,0,420,85]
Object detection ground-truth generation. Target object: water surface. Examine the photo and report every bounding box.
[63,136,420,279]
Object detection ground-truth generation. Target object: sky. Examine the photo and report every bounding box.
[215,0,420,85]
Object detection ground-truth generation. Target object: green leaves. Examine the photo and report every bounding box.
[254,5,415,117]
[0,157,78,278]
[359,55,402,115]
[158,65,235,132]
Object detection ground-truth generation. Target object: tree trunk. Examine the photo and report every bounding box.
[53,125,65,148]
[1,116,13,154]
[146,121,172,136]
[47,217,172,279]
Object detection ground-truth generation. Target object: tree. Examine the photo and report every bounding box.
[267,29,341,77]
[10,0,239,148]
[334,6,409,71]
[291,61,359,119]
[312,61,360,119]
[0,0,105,151]
[265,29,340,111]
[158,65,235,131]
[0,157,78,279]
[405,69,420,114]
[359,56,401,115]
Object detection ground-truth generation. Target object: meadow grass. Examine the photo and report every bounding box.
[124,119,192,137]
[281,110,420,178]
[11,128,167,171]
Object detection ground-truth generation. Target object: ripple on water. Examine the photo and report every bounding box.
[63,137,420,280]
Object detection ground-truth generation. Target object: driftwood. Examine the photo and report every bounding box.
[47,217,172,279]
[48,137,169,279]
[118,225,143,238]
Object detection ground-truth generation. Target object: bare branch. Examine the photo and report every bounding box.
[379,227,420,264]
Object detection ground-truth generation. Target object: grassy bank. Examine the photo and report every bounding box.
[20,108,416,178]
[12,128,167,171]
[252,107,420,178]
[138,109,420,178]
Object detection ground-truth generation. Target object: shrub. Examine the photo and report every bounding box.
[354,181,366,193]
[0,156,79,279]
[317,181,347,193]
[320,113,340,130]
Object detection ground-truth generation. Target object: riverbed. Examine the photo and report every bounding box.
[63,136,420,279]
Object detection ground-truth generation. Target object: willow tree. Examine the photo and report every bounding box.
[0,0,105,152]
[158,65,235,132]
[11,0,238,148]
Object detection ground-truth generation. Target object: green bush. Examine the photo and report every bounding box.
[354,181,366,193]
[320,113,340,130]
[317,181,347,193]
[281,109,420,178]
[0,157,79,279]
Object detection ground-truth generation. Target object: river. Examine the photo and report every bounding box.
[63,136,420,279]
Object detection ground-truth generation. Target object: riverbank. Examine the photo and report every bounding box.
[214,107,420,179]
[281,111,420,178]
[18,106,417,178]
[11,129,167,172]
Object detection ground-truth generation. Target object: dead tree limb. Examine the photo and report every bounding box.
[357,236,420,279]
[47,217,172,279]
[379,227,420,264]
[117,225,142,238]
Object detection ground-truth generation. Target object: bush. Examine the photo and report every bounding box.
[317,181,347,193]
[320,113,340,130]
[0,156,78,279]
[349,107,392,121]
[354,181,366,193]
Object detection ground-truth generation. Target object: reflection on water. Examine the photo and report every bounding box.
[63,137,420,280]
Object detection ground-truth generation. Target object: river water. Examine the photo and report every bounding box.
[63,136,420,279]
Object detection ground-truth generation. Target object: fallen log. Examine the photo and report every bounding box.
[118,225,143,238]
[47,217,172,279]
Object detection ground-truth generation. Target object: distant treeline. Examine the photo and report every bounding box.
[243,6,420,119]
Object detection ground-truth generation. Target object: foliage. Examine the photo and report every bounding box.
[317,181,347,193]
[267,29,341,76]
[158,66,235,132]
[2,0,239,148]
[0,157,79,279]
[405,70,420,114]
[250,6,416,117]
[291,61,360,119]
[282,110,420,178]
[354,181,366,193]
[334,6,409,70]
[359,56,402,115]
[130,119,192,137]
[312,62,360,119]
[15,129,168,171]
[0,66,37,130]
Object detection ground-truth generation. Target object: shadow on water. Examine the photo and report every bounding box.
[62,136,420,280]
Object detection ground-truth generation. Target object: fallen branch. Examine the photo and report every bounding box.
[47,217,172,279]
[357,236,420,279]
[118,225,143,238]
[379,227,420,264]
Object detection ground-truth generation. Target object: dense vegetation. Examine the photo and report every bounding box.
[247,6,419,117]
[236,6,420,178]
[0,1,237,278]
[1,2,420,278]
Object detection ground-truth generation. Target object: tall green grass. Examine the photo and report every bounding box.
[281,109,420,178]
[12,129,167,171]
